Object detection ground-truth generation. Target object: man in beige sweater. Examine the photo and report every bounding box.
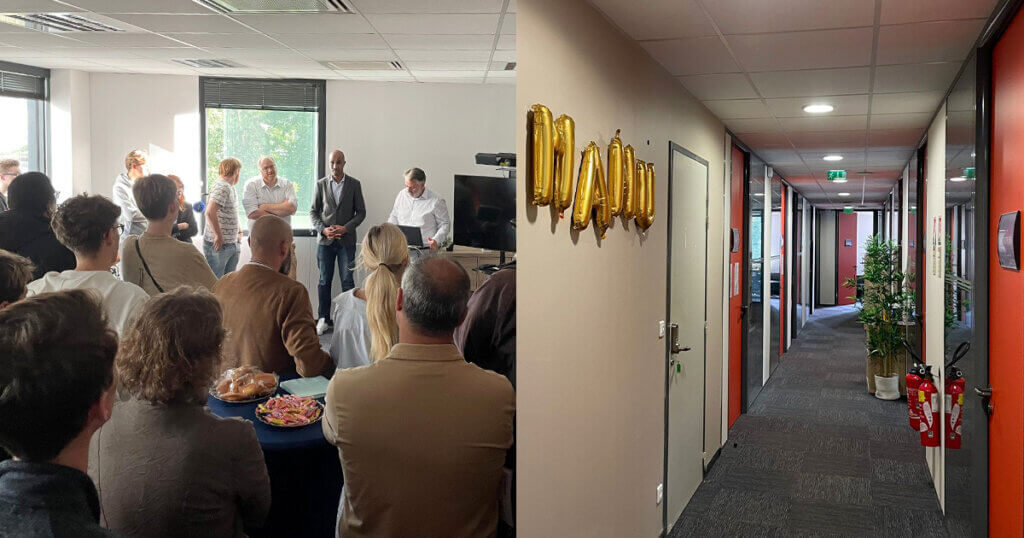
[323,256,515,538]
[214,215,330,377]
[121,174,217,296]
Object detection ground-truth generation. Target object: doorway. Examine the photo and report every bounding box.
[664,142,709,533]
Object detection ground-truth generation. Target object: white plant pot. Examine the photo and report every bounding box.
[874,375,900,400]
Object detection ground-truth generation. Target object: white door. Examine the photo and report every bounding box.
[665,144,708,531]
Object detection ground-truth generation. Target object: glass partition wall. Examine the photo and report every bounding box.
[744,156,766,408]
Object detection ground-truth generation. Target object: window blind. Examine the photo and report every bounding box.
[0,62,48,100]
[201,78,323,112]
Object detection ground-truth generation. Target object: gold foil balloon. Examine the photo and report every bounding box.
[572,142,612,238]
[529,104,554,206]
[622,144,636,219]
[552,114,576,217]
[607,130,625,216]
[638,162,656,231]
[634,159,648,229]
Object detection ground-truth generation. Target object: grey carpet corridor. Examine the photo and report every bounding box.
[670,305,951,537]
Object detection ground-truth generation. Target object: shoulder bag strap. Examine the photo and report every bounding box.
[133,238,165,293]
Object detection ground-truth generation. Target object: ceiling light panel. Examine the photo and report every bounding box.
[767,95,869,117]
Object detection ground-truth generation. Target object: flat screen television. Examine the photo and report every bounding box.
[453,174,515,252]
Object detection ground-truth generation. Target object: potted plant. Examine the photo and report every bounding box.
[843,235,914,399]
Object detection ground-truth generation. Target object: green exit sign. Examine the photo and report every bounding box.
[827,170,847,181]
[843,207,855,214]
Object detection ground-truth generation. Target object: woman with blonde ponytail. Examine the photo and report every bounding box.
[328,223,409,368]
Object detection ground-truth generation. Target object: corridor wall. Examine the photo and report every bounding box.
[516,0,727,534]
[924,105,947,505]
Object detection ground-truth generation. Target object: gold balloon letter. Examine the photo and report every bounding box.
[572,142,612,238]
[552,114,575,217]
[622,144,636,220]
[607,130,625,216]
[637,162,656,231]
[529,104,554,206]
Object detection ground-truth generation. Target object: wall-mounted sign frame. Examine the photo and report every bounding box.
[997,210,1020,270]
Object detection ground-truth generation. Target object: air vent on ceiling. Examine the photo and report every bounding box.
[321,60,404,71]
[504,62,516,71]
[0,13,123,33]
[194,0,353,14]
[173,59,244,69]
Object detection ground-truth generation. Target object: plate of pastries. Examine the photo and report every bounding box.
[210,366,279,403]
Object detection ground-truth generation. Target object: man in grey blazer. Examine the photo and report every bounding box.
[311,149,366,335]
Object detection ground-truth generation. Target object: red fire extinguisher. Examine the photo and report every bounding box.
[918,365,940,447]
[903,340,923,431]
[944,341,970,450]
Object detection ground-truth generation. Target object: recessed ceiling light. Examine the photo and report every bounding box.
[838,192,850,196]
[950,176,967,182]
[753,193,764,196]
[823,155,843,162]
[803,104,834,114]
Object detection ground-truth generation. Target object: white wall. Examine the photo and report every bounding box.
[49,69,92,199]
[856,211,873,274]
[924,104,947,507]
[517,0,727,534]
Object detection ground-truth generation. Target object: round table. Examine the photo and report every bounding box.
[207,378,342,538]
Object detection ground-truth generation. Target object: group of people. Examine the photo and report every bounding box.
[0,148,516,538]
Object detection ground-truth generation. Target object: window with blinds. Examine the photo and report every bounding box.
[0,61,48,100]
[200,77,323,112]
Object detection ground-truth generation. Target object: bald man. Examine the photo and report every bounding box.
[242,156,298,279]
[213,215,330,377]
[310,149,366,335]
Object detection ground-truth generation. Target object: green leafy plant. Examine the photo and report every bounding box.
[842,235,915,377]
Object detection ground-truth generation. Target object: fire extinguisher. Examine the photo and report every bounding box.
[918,365,940,447]
[944,341,970,450]
[903,340,923,431]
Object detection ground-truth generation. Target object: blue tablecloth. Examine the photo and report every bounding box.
[207,373,342,538]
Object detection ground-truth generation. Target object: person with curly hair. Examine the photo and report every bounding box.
[88,287,270,538]
[27,194,149,335]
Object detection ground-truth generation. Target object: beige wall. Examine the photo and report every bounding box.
[516,0,727,535]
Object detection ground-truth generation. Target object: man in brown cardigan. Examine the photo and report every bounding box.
[214,215,330,377]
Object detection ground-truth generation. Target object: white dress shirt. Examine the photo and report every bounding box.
[331,174,345,205]
[241,176,297,230]
[387,187,450,246]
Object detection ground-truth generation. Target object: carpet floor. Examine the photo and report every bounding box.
[670,305,952,537]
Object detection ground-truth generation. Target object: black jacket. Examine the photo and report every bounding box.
[0,210,76,279]
[0,460,117,537]
[173,204,198,243]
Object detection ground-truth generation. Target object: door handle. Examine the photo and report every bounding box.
[974,386,993,416]
[669,323,691,355]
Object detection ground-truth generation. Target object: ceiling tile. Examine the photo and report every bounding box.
[105,14,251,33]
[500,14,515,34]
[880,0,997,24]
[750,67,871,98]
[678,73,758,100]
[302,48,397,61]
[0,32,90,48]
[63,0,216,14]
[265,68,340,79]
[870,91,945,114]
[873,62,961,93]
[350,0,505,14]
[702,99,771,119]
[496,34,513,49]
[491,49,515,62]
[384,34,494,49]
[198,47,307,59]
[779,115,868,132]
[396,49,491,61]
[876,20,985,65]
[728,28,872,71]
[724,118,780,133]
[269,33,386,49]
[406,60,489,70]
[757,149,803,165]
[798,149,867,162]
[787,130,866,147]
[589,0,715,40]
[193,67,275,77]
[231,14,373,34]
[733,131,790,148]
[868,112,934,130]
[765,94,870,117]
[507,0,516,13]
[165,32,280,48]
[55,32,185,48]
[869,128,923,146]
[706,0,875,34]
[641,37,738,75]
[0,0,86,12]
[366,13,499,34]
[0,47,61,58]
[343,72,416,81]
[231,57,322,69]
[867,148,915,166]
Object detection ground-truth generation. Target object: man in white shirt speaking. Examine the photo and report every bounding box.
[242,156,298,279]
[387,167,450,251]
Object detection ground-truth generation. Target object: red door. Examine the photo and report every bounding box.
[989,14,1024,535]
[728,146,745,427]
[837,212,858,306]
